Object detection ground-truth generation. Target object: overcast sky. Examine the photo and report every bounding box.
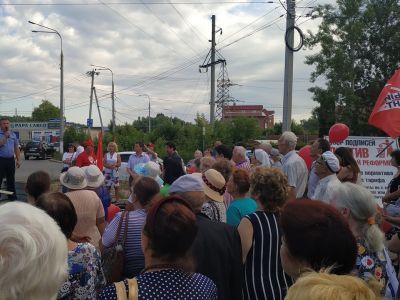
[0,0,334,127]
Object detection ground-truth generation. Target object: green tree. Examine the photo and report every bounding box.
[63,127,89,151]
[265,120,305,136]
[300,115,319,135]
[31,100,60,121]
[0,115,32,122]
[305,0,400,136]
[214,117,261,146]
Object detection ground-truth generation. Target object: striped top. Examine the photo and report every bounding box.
[102,209,146,278]
[243,211,293,300]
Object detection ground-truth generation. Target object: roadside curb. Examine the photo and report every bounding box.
[49,159,62,163]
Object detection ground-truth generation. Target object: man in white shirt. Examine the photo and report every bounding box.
[71,141,84,164]
[307,138,331,198]
[278,131,308,200]
[312,151,342,203]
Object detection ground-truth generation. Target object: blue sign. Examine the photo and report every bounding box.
[87,118,93,128]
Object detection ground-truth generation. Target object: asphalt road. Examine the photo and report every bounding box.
[1,157,62,202]
[16,156,63,182]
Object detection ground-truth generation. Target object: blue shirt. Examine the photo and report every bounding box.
[226,197,257,227]
[127,152,150,171]
[102,209,147,278]
[0,130,18,158]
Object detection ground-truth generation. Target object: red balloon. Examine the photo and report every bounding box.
[329,123,350,144]
[298,145,313,171]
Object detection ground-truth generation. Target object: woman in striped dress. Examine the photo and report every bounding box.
[101,177,160,280]
[238,167,293,299]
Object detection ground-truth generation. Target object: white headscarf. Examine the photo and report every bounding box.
[254,149,271,167]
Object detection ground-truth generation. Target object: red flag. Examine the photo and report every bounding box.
[368,69,400,138]
[96,131,104,171]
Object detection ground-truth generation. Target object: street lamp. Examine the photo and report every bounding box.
[90,64,115,134]
[138,94,151,133]
[29,20,64,152]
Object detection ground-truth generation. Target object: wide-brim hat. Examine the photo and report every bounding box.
[60,166,87,190]
[81,165,105,188]
[194,169,226,202]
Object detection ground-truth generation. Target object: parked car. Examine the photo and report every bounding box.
[24,141,55,160]
[48,142,60,153]
[118,151,163,181]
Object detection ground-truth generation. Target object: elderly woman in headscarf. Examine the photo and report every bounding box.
[251,148,271,167]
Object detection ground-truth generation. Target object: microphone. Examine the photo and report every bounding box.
[5,127,10,138]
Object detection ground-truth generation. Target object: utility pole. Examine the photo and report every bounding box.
[90,65,114,134]
[93,87,104,128]
[148,100,151,133]
[29,21,64,152]
[60,48,64,153]
[88,69,95,122]
[282,0,296,132]
[111,79,115,134]
[210,15,216,125]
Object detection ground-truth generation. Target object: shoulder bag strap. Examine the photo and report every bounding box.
[122,211,130,247]
[114,281,128,300]
[114,211,126,246]
[127,278,139,300]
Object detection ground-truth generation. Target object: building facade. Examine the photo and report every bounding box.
[222,105,274,129]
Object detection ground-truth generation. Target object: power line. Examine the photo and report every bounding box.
[167,0,208,44]
[1,1,277,6]
[218,14,285,50]
[115,55,203,93]
[218,5,280,44]
[0,73,87,103]
[96,0,194,62]
[138,0,205,59]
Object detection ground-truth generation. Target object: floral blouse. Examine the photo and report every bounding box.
[354,241,388,295]
[58,243,106,300]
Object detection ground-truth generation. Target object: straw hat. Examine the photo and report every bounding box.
[81,165,105,188]
[195,169,226,202]
[60,166,87,190]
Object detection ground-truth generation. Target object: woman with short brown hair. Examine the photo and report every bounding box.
[238,167,292,299]
[99,196,217,299]
[226,169,256,226]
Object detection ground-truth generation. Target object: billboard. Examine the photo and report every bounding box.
[329,136,399,202]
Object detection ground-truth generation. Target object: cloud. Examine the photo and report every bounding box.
[0,0,333,126]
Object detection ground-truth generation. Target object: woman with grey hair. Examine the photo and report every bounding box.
[0,202,68,300]
[331,182,398,298]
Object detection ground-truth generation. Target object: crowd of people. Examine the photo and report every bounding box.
[1,116,400,299]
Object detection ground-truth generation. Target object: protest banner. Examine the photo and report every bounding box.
[329,136,399,201]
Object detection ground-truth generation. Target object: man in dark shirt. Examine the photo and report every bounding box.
[163,142,185,185]
[170,175,243,300]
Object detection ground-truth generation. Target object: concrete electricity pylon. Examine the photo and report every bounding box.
[199,15,222,125]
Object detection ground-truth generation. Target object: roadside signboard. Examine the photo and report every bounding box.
[11,122,48,129]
